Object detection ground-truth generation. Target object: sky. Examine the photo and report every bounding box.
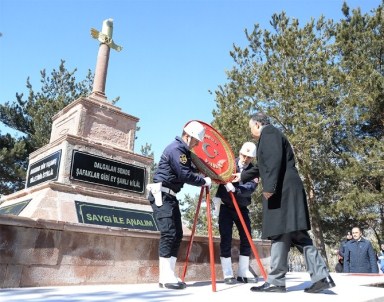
[0,0,381,196]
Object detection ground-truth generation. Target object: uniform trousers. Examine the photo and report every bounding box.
[219,204,251,258]
[267,230,329,286]
[150,192,183,258]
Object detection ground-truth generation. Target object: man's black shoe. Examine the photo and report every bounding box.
[178,281,187,288]
[304,276,336,293]
[224,277,237,284]
[237,276,258,283]
[250,282,286,293]
[159,281,186,289]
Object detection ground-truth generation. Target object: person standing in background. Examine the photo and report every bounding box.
[343,227,379,274]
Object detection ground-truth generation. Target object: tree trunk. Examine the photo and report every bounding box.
[304,174,329,266]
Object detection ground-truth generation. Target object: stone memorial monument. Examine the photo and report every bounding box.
[0,19,270,288]
[0,18,155,231]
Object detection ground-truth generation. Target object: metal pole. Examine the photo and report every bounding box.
[229,191,267,281]
[182,187,204,281]
[205,187,216,292]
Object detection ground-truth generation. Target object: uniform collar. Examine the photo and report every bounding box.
[176,136,190,150]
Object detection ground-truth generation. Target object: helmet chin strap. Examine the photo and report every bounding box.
[186,136,192,148]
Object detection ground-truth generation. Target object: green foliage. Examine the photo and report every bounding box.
[180,188,220,236]
[207,2,384,261]
[140,143,157,182]
[322,3,384,244]
[0,134,29,195]
[0,60,93,193]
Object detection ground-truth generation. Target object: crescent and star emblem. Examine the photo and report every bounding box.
[202,143,219,158]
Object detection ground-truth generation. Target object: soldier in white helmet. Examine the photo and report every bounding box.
[212,142,258,285]
[147,121,211,290]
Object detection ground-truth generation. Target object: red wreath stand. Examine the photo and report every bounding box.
[180,121,267,292]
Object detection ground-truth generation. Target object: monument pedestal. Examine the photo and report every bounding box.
[0,96,155,229]
[0,214,271,288]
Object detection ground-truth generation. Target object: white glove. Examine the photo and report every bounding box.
[203,177,212,187]
[224,182,235,192]
[146,183,163,206]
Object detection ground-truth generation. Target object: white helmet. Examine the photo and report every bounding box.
[240,142,256,157]
[184,121,205,142]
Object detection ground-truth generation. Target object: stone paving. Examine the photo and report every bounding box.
[1,272,384,302]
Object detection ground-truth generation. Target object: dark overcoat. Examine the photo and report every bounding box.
[241,125,310,239]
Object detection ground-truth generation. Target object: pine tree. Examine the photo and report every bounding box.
[180,188,220,237]
[325,3,384,245]
[0,60,93,194]
[211,2,384,261]
[140,143,157,182]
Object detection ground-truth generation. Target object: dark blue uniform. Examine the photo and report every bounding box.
[216,159,257,258]
[149,136,206,257]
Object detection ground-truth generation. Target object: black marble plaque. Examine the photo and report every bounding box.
[75,201,158,231]
[70,150,146,193]
[0,199,31,215]
[26,150,61,188]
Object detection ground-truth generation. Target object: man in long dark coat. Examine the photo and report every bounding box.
[232,112,335,294]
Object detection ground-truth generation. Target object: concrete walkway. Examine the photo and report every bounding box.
[1,272,383,302]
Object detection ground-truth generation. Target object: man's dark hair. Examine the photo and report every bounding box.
[250,113,270,125]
